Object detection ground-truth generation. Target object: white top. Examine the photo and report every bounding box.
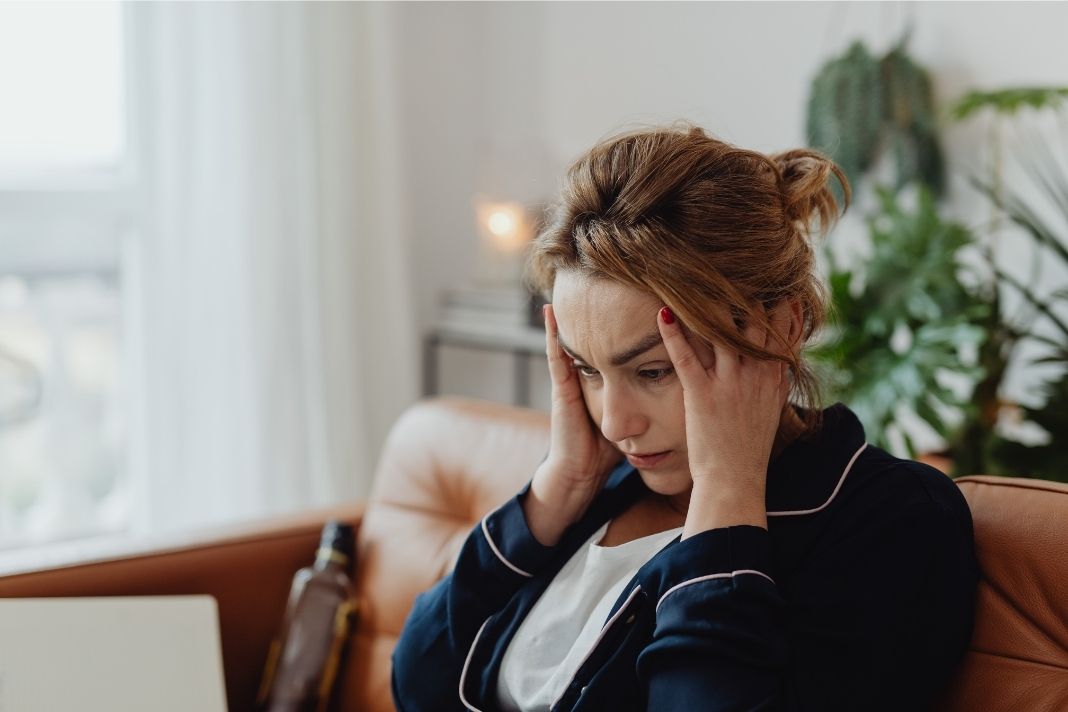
[495,520,683,711]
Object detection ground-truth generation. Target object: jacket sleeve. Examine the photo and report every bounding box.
[635,496,978,711]
[391,480,558,712]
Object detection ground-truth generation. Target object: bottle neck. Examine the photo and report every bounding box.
[314,547,350,571]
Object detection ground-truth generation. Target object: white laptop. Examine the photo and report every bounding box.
[0,595,229,712]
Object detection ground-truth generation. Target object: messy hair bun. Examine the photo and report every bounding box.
[772,148,850,232]
[526,122,850,433]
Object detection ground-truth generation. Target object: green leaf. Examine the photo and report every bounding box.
[969,175,1068,267]
[806,41,883,203]
[806,39,945,199]
[995,268,1068,340]
[989,371,1068,482]
[812,185,988,452]
[951,87,1068,121]
[881,45,945,195]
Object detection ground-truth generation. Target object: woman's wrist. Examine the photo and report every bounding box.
[681,478,768,540]
[520,486,573,547]
[522,466,591,546]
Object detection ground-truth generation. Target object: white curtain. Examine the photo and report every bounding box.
[123,2,418,535]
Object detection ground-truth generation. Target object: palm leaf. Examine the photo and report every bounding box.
[950,87,1068,121]
[969,176,1068,266]
[995,268,1068,340]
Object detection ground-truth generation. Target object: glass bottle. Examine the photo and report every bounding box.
[257,520,358,712]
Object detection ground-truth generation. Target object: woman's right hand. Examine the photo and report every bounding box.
[523,304,622,546]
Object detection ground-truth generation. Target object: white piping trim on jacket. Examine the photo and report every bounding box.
[462,442,871,706]
[459,617,491,711]
[767,442,869,517]
[655,569,775,613]
[482,517,533,578]
[654,442,868,614]
[550,585,644,709]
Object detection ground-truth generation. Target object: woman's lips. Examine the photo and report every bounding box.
[625,450,672,468]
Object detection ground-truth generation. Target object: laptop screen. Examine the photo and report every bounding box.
[0,595,228,712]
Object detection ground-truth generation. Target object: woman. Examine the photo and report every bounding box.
[392,123,979,711]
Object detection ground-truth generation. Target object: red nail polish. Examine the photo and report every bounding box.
[660,307,675,324]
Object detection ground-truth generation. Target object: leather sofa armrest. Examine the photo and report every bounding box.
[0,501,364,712]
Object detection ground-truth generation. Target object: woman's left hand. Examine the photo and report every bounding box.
[656,304,791,532]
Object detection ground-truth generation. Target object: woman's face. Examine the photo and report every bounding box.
[551,270,710,498]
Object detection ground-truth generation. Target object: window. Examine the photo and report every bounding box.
[0,2,125,185]
[0,2,131,550]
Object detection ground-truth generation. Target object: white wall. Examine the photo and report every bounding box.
[388,1,1068,444]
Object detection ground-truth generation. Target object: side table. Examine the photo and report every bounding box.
[423,321,546,407]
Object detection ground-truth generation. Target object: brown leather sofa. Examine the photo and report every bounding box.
[1,397,1066,711]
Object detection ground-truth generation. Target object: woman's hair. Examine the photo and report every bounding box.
[524,121,849,434]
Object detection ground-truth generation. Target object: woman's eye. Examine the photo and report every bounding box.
[640,368,674,384]
[574,364,599,378]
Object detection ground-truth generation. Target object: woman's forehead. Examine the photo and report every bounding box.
[552,272,663,362]
[551,271,656,311]
[555,273,653,318]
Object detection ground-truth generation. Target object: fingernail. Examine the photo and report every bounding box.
[659,307,675,324]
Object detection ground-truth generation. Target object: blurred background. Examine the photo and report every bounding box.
[1,1,1065,559]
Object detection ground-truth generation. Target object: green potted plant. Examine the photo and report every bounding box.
[949,87,1068,481]
[810,186,986,459]
[806,35,1068,481]
[805,36,985,464]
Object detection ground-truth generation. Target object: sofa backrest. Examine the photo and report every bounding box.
[346,397,1068,712]
[341,398,548,711]
[933,475,1068,711]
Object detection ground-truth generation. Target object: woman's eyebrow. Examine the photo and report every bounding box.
[557,332,664,368]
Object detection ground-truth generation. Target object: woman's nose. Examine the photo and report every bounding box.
[598,383,648,444]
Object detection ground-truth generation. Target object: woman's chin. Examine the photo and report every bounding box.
[636,469,692,497]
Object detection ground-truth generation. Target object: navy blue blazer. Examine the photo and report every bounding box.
[391,404,979,711]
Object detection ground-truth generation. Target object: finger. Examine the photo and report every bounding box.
[763,305,795,397]
[690,332,716,372]
[703,302,742,379]
[543,305,575,388]
[656,306,711,392]
[742,317,766,356]
[777,362,792,407]
[744,317,786,393]
[767,301,794,357]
